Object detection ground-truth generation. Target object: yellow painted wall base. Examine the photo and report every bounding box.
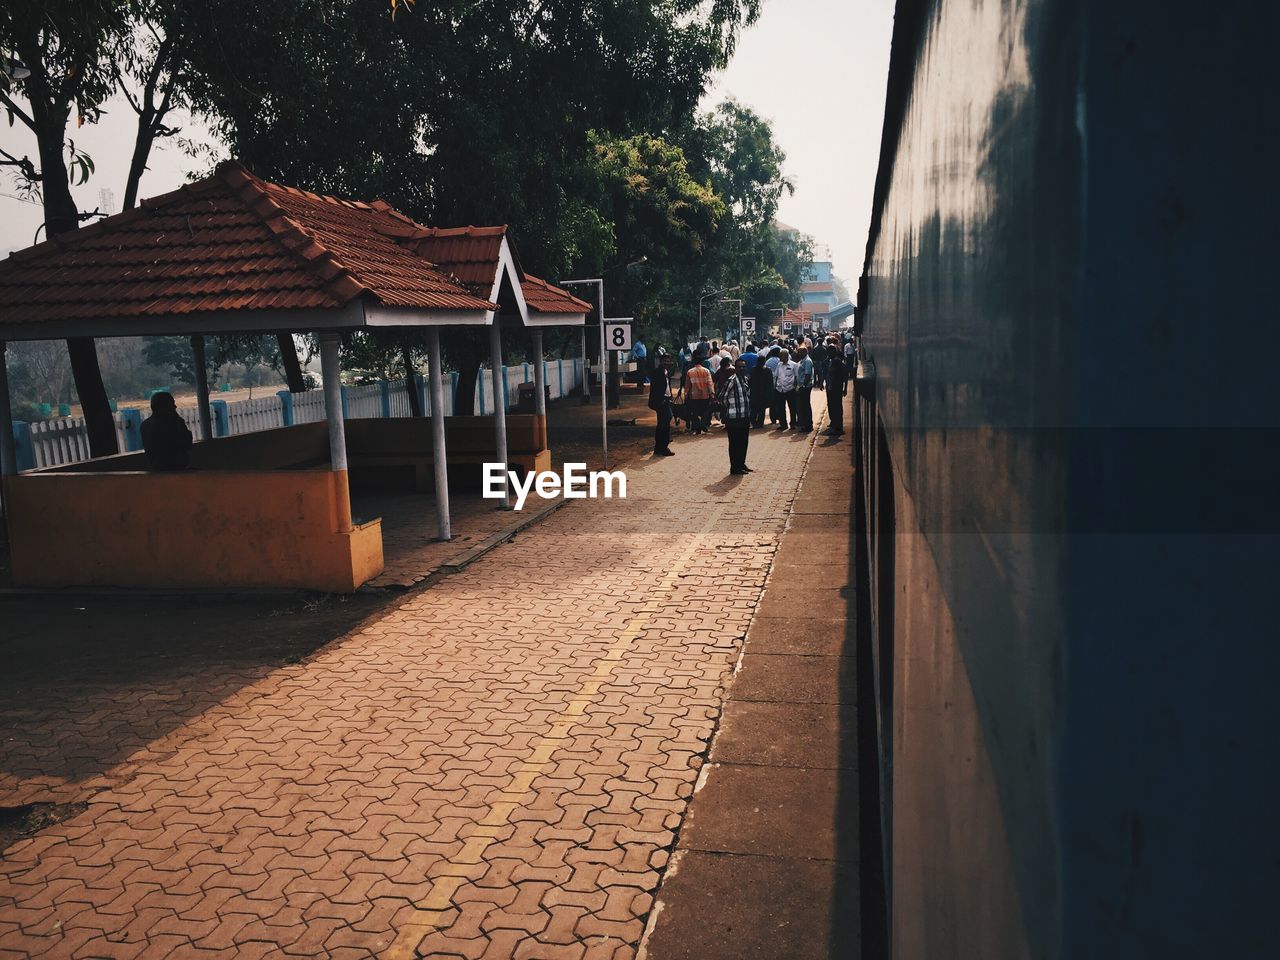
[4,468,383,593]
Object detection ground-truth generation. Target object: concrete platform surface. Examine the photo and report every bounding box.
[642,392,862,960]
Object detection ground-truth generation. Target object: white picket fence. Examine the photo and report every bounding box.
[19,360,584,470]
[177,406,207,441]
[226,396,285,436]
[293,390,326,425]
[27,414,135,469]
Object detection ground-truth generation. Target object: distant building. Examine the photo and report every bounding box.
[778,222,844,329]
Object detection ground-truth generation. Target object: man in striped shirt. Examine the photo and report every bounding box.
[719,357,753,475]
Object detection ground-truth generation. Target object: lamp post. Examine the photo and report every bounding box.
[719,299,742,345]
[558,278,607,468]
[559,257,645,469]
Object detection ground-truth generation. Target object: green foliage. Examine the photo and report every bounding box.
[339,331,409,383]
[677,101,812,321]
[141,334,315,391]
[589,131,725,266]
[142,336,205,387]
[608,101,815,352]
[6,1,798,403]
[176,1,759,272]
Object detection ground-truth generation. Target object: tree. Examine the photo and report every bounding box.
[6,340,73,407]
[676,100,806,325]
[580,130,725,353]
[171,0,761,410]
[1,1,133,455]
[143,335,215,388]
[602,101,810,351]
[114,0,187,211]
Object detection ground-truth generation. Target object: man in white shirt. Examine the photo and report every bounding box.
[772,349,801,430]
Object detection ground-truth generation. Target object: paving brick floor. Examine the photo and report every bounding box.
[359,391,657,591]
[0,393,829,959]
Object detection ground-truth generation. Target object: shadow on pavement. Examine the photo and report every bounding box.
[0,591,383,816]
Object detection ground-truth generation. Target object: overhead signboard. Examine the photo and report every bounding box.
[741,318,756,334]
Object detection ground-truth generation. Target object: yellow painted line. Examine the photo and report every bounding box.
[381,512,721,959]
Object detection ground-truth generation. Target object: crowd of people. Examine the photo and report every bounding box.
[647,331,857,475]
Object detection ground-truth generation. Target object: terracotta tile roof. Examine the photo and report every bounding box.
[403,226,511,293]
[778,307,813,327]
[521,274,592,314]
[0,162,495,331]
[393,223,588,316]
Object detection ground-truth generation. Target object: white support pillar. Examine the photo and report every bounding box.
[319,332,353,532]
[426,328,452,541]
[191,335,213,441]
[489,321,510,509]
[0,342,16,523]
[597,282,609,470]
[531,330,547,450]
[581,325,590,399]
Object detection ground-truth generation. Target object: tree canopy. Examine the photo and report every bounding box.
[3,0,810,416]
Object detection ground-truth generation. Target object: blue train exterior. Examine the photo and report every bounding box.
[854,1,1279,957]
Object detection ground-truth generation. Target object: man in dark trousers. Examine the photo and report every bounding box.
[648,352,676,456]
[141,391,193,470]
[748,351,772,428]
[719,357,753,475]
[824,342,848,436]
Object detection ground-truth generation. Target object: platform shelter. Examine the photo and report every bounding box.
[0,162,587,592]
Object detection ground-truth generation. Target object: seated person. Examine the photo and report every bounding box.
[141,391,193,470]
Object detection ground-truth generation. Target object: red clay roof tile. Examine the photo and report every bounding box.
[0,162,496,331]
[406,226,511,293]
[521,274,592,314]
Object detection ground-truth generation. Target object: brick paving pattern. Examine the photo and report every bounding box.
[358,493,532,591]
[0,394,828,959]
[361,391,657,591]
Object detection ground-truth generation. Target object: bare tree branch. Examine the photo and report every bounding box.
[0,88,38,132]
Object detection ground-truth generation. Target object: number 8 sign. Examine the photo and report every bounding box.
[605,322,632,351]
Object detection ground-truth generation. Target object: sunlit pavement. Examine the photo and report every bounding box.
[0,392,842,959]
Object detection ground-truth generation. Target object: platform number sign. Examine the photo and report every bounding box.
[741,318,756,335]
[605,322,632,351]
[782,321,793,333]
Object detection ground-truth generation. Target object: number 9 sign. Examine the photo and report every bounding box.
[604,323,632,351]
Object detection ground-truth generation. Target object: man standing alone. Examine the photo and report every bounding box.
[648,352,676,455]
[719,357,753,475]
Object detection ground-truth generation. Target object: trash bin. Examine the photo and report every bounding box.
[517,382,536,413]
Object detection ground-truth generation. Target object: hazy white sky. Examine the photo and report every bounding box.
[705,0,897,285]
[2,0,896,284]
